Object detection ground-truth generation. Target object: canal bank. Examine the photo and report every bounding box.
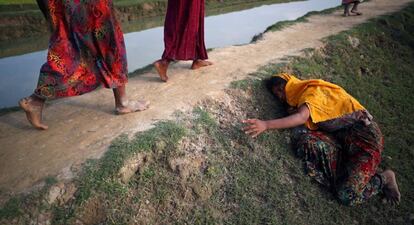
[0,0,300,51]
[0,0,341,109]
[0,1,413,224]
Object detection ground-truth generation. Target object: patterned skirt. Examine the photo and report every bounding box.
[34,0,128,100]
[293,120,384,205]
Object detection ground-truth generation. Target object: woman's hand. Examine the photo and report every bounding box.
[241,105,310,138]
[242,119,268,138]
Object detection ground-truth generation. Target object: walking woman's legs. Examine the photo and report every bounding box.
[351,2,362,15]
[113,85,150,114]
[343,3,351,17]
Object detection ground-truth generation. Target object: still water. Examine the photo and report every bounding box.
[0,0,341,108]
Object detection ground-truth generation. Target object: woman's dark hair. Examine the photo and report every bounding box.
[264,76,287,95]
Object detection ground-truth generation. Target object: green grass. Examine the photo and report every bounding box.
[240,4,414,224]
[51,121,186,224]
[0,0,34,4]
[251,5,343,42]
[1,2,414,225]
[0,197,23,219]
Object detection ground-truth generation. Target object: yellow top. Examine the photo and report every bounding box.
[277,73,365,130]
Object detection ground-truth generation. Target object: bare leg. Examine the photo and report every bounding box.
[113,85,150,115]
[19,95,48,130]
[191,59,213,70]
[381,170,401,205]
[351,2,362,15]
[154,59,170,82]
[343,3,351,17]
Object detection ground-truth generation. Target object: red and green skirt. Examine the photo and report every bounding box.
[34,0,128,100]
[293,119,384,206]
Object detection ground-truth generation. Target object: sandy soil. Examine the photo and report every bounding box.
[0,0,411,194]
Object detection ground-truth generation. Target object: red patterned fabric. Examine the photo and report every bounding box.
[162,0,208,61]
[294,120,384,205]
[34,0,128,100]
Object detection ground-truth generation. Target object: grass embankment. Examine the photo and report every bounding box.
[1,3,414,225]
[251,5,342,42]
[0,0,32,4]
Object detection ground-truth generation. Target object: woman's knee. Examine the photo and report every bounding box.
[295,132,337,157]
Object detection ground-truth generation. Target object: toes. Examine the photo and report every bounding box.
[385,191,401,206]
[160,75,168,82]
[36,124,49,130]
[137,100,150,111]
[116,100,150,115]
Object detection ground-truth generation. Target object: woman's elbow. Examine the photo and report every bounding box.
[298,114,309,124]
[297,106,310,124]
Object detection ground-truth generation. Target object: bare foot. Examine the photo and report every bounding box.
[154,60,169,82]
[191,60,213,70]
[381,170,401,205]
[116,100,150,115]
[351,10,362,16]
[18,97,48,130]
[343,12,350,17]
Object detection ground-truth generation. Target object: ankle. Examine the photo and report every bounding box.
[116,98,129,108]
[158,59,170,65]
[29,95,45,106]
[381,170,394,186]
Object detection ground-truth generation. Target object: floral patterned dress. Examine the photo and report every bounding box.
[292,110,384,205]
[34,0,128,100]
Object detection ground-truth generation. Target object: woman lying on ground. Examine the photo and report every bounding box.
[242,73,400,206]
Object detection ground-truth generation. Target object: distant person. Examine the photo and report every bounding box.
[242,73,401,206]
[154,0,213,82]
[343,0,363,17]
[20,0,150,130]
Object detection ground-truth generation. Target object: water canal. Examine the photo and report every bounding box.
[0,0,341,108]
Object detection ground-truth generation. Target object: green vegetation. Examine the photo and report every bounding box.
[251,5,342,42]
[1,2,414,225]
[0,0,33,4]
[0,197,23,219]
[234,4,414,224]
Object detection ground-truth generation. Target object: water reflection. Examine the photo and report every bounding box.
[0,0,341,108]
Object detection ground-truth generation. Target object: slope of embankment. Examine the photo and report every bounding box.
[1,2,413,225]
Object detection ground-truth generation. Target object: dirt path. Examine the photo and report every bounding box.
[0,0,411,194]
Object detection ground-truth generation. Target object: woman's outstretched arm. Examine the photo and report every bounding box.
[242,104,310,138]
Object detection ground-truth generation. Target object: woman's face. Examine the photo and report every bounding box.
[272,84,286,102]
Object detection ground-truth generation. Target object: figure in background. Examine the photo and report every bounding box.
[343,0,363,17]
